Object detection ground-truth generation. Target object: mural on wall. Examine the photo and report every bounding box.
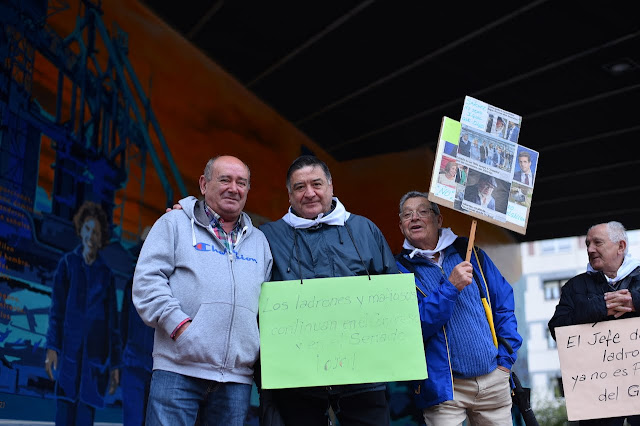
[0,0,424,424]
[0,0,173,422]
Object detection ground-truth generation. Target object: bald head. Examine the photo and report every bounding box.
[199,155,251,223]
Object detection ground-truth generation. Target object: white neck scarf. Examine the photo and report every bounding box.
[587,254,640,283]
[403,228,458,260]
[282,197,351,229]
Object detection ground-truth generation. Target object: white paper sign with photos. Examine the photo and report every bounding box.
[428,97,539,234]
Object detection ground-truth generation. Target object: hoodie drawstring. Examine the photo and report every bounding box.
[287,224,369,282]
[286,228,304,284]
[336,226,344,244]
[286,229,295,273]
[190,217,197,247]
[293,228,303,284]
[344,223,370,280]
[235,225,249,248]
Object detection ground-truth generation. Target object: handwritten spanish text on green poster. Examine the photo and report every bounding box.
[258,274,427,389]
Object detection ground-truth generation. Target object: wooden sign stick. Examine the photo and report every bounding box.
[465,219,477,262]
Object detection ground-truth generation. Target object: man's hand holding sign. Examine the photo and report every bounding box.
[396,96,529,426]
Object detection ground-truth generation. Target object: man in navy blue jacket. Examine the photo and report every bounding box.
[260,155,398,426]
[395,191,521,425]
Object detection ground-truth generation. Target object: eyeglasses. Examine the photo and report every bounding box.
[400,208,436,221]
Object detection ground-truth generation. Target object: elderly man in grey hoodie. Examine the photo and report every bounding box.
[133,155,272,426]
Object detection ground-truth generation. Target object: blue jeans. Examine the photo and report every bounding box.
[146,369,251,426]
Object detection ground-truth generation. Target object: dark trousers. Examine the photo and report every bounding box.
[121,366,152,426]
[273,388,390,426]
[580,416,640,426]
[55,399,95,426]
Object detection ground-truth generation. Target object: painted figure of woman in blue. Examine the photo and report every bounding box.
[45,201,120,426]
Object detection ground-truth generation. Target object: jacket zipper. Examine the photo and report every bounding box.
[438,266,455,393]
[412,265,455,396]
[206,227,237,376]
[223,247,235,376]
[220,226,249,374]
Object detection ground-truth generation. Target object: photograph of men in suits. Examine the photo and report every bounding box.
[506,121,520,142]
[480,141,489,164]
[513,150,536,187]
[458,133,471,157]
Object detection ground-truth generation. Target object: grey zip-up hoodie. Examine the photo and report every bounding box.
[133,196,272,384]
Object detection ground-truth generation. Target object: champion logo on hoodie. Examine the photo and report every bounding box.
[194,242,258,263]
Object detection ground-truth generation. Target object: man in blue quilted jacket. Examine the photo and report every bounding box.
[395,190,522,426]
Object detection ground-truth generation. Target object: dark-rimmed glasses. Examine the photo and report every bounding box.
[400,208,436,221]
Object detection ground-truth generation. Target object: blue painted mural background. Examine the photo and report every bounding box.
[0,0,422,424]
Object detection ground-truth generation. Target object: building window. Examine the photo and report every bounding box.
[540,237,573,254]
[543,279,567,300]
[551,376,564,397]
[546,328,557,349]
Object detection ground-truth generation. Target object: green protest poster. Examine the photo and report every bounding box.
[258,274,427,389]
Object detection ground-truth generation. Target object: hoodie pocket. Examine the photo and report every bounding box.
[174,302,231,366]
[226,305,260,373]
[57,356,78,399]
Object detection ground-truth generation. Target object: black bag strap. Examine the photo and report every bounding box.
[454,238,516,355]
[395,237,483,298]
[394,250,416,274]
[397,238,526,412]
[395,239,486,293]
[395,250,425,296]
[396,238,511,350]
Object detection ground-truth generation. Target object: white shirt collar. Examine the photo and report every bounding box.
[587,254,640,283]
[403,228,458,264]
[282,197,351,229]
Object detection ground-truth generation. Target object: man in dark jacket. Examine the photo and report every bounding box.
[395,191,521,426]
[259,155,398,426]
[458,132,471,157]
[548,221,640,426]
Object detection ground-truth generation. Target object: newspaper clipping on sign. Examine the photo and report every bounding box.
[428,96,539,234]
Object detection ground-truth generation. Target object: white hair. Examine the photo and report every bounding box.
[589,221,628,255]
